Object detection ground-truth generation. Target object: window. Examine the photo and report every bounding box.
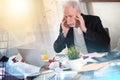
[80,0,120,2]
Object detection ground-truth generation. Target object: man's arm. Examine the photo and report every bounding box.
[53,26,67,53]
[84,16,110,48]
[54,17,70,53]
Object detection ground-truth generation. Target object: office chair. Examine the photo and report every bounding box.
[104,28,111,52]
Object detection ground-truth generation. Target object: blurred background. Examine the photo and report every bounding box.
[0,0,120,58]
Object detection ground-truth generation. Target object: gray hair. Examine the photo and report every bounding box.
[63,1,80,11]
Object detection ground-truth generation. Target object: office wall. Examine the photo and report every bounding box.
[0,0,67,57]
[87,2,120,50]
[0,0,37,56]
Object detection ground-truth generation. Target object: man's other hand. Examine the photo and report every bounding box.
[76,13,87,33]
[62,17,70,37]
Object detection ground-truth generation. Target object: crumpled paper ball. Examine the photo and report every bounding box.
[49,62,63,72]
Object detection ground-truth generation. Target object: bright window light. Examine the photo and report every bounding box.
[7,0,29,16]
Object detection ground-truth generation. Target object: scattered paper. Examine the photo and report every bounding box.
[6,56,41,79]
[84,52,106,58]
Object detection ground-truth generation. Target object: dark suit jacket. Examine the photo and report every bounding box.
[54,14,110,53]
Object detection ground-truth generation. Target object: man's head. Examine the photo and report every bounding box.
[63,1,81,27]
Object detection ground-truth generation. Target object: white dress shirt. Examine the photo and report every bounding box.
[73,27,88,54]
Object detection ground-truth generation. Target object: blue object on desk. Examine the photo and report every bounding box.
[92,51,120,62]
[79,60,120,80]
[93,60,120,80]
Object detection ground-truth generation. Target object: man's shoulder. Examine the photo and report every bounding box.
[82,13,100,20]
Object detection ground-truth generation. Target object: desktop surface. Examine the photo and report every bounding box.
[2,51,120,80]
[33,60,120,80]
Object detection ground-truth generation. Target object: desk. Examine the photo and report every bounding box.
[2,52,120,80]
[34,60,120,80]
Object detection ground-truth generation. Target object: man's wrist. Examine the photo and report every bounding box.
[80,24,87,33]
[83,28,87,33]
[61,32,66,39]
[62,30,67,38]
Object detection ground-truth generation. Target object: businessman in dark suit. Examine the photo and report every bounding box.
[53,1,110,53]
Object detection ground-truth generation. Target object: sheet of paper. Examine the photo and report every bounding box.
[78,61,111,72]
[15,62,40,76]
[84,52,106,58]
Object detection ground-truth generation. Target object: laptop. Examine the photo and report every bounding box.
[18,48,45,67]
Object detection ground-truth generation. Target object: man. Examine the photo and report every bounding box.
[53,1,110,53]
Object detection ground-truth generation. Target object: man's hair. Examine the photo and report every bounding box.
[63,1,80,11]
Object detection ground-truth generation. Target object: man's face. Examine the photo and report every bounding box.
[64,5,76,27]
